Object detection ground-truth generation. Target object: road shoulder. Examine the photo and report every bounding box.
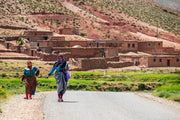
[0,92,49,120]
[137,93,180,108]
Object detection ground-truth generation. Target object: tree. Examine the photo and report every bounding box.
[16,37,24,46]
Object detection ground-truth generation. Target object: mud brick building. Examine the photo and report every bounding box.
[23,30,53,48]
[140,55,180,67]
[138,41,163,54]
[23,30,53,42]
[120,41,138,53]
[1,28,180,69]
[87,40,138,53]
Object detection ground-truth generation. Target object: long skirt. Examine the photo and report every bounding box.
[25,76,38,95]
[55,71,67,94]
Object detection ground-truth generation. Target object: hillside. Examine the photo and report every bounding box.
[0,0,180,47]
[71,0,180,35]
[0,0,68,14]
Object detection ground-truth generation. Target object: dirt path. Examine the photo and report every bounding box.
[0,92,49,120]
[62,1,108,23]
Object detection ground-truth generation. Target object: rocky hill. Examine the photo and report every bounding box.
[0,0,180,49]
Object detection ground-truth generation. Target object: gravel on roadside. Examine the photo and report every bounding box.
[0,92,49,120]
[137,93,180,108]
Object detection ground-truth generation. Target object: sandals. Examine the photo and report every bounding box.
[24,97,32,99]
[24,97,28,99]
[58,98,63,102]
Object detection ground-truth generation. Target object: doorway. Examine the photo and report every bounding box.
[31,50,34,56]
[167,60,170,66]
[100,51,103,57]
[7,43,9,49]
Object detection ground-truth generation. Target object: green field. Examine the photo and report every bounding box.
[0,69,179,99]
[0,60,180,112]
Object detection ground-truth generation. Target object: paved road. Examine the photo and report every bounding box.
[43,91,180,120]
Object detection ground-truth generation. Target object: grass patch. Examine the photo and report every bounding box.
[167,80,180,84]
[153,85,180,102]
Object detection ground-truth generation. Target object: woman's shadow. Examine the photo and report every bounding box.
[63,101,78,103]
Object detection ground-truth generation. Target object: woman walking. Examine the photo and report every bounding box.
[21,61,40,99]
[47,54,69,102]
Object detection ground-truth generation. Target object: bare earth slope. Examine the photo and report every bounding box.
[0,0,180,45]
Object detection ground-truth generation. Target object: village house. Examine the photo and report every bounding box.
[1,29,180,70]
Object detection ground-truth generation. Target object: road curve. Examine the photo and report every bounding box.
[43,91,180,120]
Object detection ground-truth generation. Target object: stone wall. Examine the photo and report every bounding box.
[71,48,105,58]
[69,41,87,47]
[120,55,143,66]
[87,40,122,48]
[139,57,149,67]
[138,41,163,54]
[69,57,134,70]
[37,40,87,48]
[0,25,28,30]
[5,37,19,41]
[104,48,118,57]
[4,42,20,52]
[107,61,134,68]
[81,58,108,70]
[106,57,119,62]
[23,30,53,37]
[163,47,179,54]
[51,36,65,41]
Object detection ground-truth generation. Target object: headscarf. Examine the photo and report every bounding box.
[27,61,33,75]
[57,54,65,63]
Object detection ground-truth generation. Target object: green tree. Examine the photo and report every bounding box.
[16,37,24,46]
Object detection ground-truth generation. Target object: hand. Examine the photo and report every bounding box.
[46,75,49,79]
[21,81,23,84]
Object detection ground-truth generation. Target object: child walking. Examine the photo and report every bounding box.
[21,61,40,99]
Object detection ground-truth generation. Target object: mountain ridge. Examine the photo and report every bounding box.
[0,0,180,49]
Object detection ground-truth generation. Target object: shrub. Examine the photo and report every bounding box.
[138,83,147,90]
[14,73,19,78]
[158,91,171,98]
[80,33,87,37]
[16,37,24,46]
[170,94,180,102]
[131,23,136,27]
[0,87,7,98]
[1,73,6,77]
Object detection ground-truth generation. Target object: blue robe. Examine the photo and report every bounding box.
[48,61,69,94]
